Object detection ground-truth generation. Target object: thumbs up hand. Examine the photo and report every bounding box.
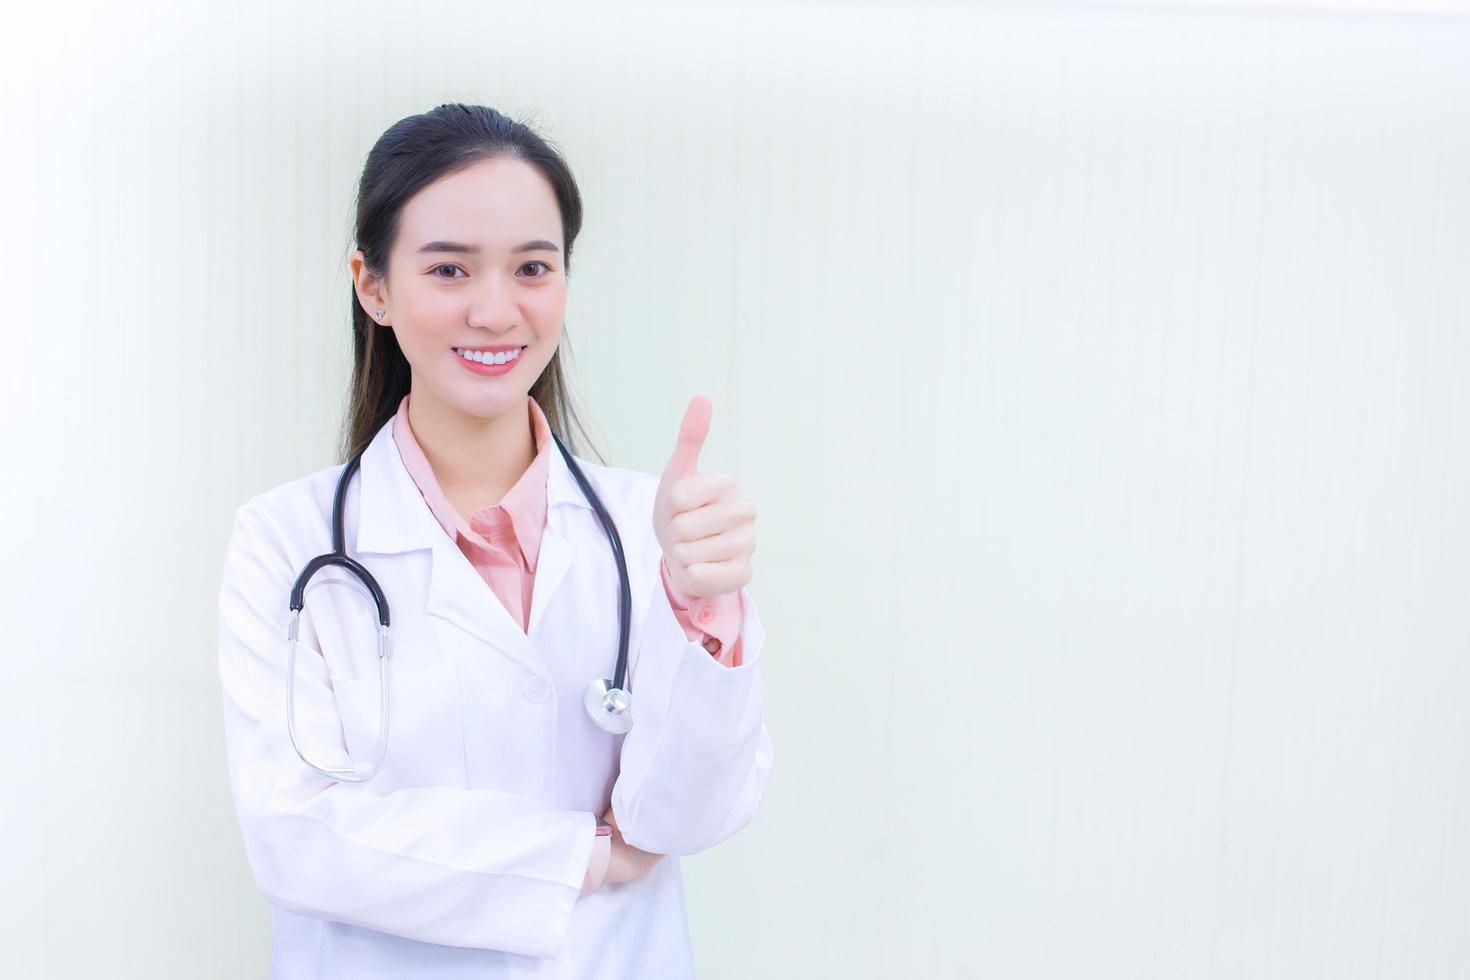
[652,395,757,601]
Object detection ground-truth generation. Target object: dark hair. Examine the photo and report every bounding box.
[339,103,603,465]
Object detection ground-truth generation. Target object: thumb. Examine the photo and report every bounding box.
[662,395,712,482]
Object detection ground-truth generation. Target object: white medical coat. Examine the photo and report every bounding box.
[216,414,773,978]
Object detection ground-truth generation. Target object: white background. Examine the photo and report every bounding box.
[2,1,1468,977]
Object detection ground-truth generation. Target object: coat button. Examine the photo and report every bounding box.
[697,605,716,625]
[523,677,552,703]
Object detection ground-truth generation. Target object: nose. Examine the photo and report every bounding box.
[465,271,521,331]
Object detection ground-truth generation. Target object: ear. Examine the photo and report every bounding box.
[349,249,391,326]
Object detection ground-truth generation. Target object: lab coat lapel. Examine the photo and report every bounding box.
[351,410,596,673]
[527,507,572,640]
[353,416,444,557]
[528,433,597,638]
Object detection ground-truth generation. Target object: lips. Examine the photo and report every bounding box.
[453,345,525,375]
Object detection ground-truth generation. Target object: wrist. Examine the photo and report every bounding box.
[580,820,613,895]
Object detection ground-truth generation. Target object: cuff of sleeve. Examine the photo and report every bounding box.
[660,557,746,667]
[579,832,612,896]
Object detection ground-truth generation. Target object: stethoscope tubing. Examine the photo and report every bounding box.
[549,427,632,692]
[284,423,633,782]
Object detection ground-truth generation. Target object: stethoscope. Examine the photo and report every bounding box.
[285,426,634,783]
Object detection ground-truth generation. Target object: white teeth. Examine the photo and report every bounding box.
[455,347,522,365]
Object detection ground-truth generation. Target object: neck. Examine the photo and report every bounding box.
[406,387,536,508]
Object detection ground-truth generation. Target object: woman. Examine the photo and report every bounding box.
[216,103,772,978]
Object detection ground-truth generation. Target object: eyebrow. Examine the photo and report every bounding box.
[416,240,560,255]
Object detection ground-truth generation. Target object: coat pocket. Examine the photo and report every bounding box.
[333,659,467,794]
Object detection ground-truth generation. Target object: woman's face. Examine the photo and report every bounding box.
[351,156,567,421]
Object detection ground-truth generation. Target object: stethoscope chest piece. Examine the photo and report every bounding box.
[584,677,633,734]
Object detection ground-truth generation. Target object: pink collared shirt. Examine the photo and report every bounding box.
[390,392,745,894]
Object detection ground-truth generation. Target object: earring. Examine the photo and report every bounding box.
[372,308,385,321]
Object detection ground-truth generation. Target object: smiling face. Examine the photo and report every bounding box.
[350,155,567,423]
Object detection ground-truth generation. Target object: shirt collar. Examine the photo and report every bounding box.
[390,392,552,573]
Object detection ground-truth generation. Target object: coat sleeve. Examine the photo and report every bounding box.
[217,502,595,959]
[608,517,774,855]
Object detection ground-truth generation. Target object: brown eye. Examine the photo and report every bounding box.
[433,264,466,278]
[520,261,552,277]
